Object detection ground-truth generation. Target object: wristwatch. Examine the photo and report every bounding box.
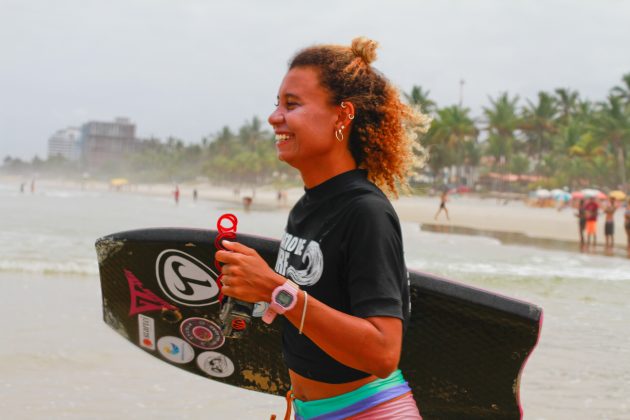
[262,280,299,324]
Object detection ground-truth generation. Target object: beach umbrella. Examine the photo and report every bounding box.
[571,191,585,199]
[581,188,602,198]
[550,189,570,201]
[609,190,627,200]
[556,191,571,202]
[110,178,129,187]
[534,188,551,198]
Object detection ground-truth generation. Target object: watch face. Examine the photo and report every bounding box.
[275,290,294,307]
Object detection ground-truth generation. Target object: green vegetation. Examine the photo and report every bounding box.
[416,72,630,192]
[3,73,630,193]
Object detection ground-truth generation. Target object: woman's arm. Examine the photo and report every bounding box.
[216,240,402,378]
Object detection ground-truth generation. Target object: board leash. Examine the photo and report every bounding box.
[215,213,256,338]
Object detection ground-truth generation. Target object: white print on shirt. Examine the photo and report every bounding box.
[275,232,323,286]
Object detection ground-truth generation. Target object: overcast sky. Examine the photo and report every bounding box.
[2,0,630,160]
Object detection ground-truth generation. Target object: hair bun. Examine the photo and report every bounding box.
[351,37,378,65]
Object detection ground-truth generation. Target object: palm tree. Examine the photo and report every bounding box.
[405,85,437,115]
[611,72,630,104]
[591,95,630,188]
[554,88,580,122]
[425,105,477,185]
[520,91,558,172]
[483,93,520,173]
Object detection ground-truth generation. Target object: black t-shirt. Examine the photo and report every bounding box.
[274,169,410,383]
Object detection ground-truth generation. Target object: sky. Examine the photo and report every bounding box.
[1,0,630,160]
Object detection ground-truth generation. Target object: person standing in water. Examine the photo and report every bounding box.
[215,37,428,419]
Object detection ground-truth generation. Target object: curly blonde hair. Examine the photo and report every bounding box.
[289,37,430,196]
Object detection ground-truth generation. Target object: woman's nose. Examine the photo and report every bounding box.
[268,107,283,126]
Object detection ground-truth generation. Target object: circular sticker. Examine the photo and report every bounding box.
[180,317,225,350]
[155,249,220,307]
[157,336,195,364]
[197,351,235,378]
[252,301,269,318]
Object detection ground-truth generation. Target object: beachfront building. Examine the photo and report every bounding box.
[80,117,137,168]
[47,127,81,161]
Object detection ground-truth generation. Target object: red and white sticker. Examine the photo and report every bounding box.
[138,314,156,350]
[179,317,225,350]
[196,351,235,378]
[157,336,195,364]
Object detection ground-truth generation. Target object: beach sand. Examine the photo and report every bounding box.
[11,176,629,253]
[6,175,630,260]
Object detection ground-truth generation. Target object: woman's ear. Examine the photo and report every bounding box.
[338,101,356,128]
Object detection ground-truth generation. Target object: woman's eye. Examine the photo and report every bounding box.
[274,100,279,107]
[287,102,298,108]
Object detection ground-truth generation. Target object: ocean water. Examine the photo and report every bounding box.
[1,182,628,419]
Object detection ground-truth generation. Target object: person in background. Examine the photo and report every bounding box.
[215,37,428,419]
[584,196,599,248]
[575,199,586,248]
[434,190,450,221]
[173,185,180,205]
[604,197,618,250]
[625,199,630,255]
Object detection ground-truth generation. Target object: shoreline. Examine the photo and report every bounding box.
[3,176,628,258]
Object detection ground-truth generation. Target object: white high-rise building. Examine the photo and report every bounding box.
[48,127,81,161]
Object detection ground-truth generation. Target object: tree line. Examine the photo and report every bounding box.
[413,72,630,191]
[3,72,630,192]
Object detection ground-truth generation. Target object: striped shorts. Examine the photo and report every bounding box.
[293,370,422,420]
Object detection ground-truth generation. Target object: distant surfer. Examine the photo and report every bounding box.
[215,37,425,419]
[434,190,450,221]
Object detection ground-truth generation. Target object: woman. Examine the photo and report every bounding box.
[216,37,428,419]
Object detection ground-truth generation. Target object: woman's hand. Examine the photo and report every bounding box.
[215,240,285,303]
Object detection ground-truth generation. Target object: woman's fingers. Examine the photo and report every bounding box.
[221,240,255,255]
[215,249,241,264]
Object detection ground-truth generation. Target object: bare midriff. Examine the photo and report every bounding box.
[289,369,378,401]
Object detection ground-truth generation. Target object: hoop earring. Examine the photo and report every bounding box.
[340,102,347,109]
[335,126,344,142]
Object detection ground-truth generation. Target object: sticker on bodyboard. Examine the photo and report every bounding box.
[157,336,195,364]
[196,351,235,378]
[180,317,225,350]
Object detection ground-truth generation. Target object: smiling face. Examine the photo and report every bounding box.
[268,67,354,184]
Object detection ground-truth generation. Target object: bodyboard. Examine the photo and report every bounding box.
[95,227,542,419]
